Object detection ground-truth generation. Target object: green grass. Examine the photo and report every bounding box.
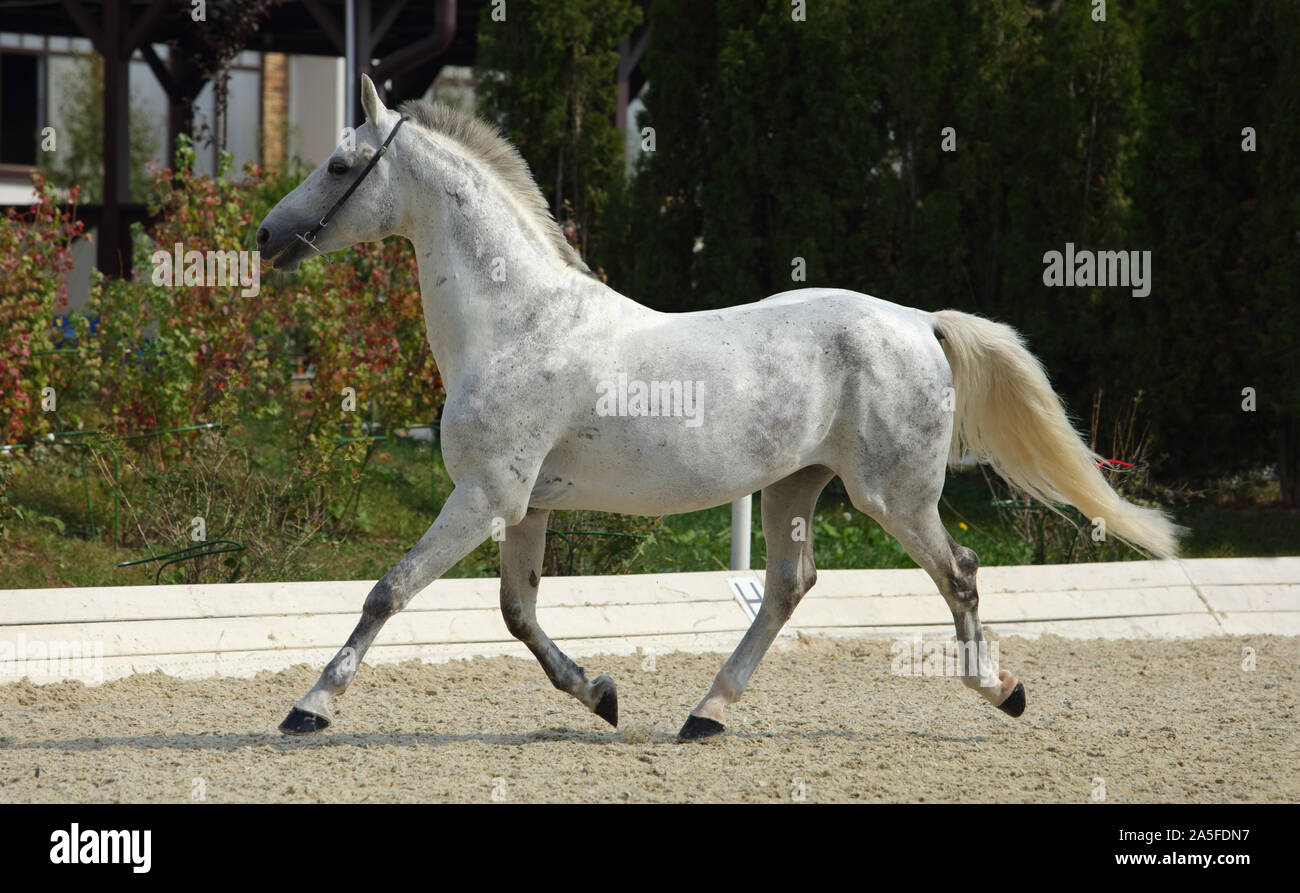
[2,432,1297,588]
[637,473,1033,573]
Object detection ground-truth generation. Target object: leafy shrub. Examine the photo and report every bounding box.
[112,427,340,583]
[0,131,449,563]
[543,510,660,576]
[986,390,1183,563]
[86,137,294,438]
[288,236,443,444]
[0,174,85,443]
[80,136,444,458]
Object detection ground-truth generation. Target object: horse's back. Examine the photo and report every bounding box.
[627,287,944,381]
[759,287,933,330]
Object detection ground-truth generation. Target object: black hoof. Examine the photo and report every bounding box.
[592,676,618,727]
[279,707,331,736]
[677,715,725,742]
[997,682,1026,718]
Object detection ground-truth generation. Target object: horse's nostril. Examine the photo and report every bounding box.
[256,227,270,247]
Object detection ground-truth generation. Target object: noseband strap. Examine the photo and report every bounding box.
[295,116,408,259]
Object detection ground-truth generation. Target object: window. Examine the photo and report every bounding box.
[1,53,40,165]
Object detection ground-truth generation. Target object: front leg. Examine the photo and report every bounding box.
[280,480,532,735]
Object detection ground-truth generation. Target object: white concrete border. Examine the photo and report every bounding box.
[1,558,1296,684]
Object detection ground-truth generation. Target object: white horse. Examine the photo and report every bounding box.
[257,76,1180,741]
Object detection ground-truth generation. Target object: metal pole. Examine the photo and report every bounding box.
[730,494,752,570]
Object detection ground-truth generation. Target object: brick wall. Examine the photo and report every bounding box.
[261,52,288,170]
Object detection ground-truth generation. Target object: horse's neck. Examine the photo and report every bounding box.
[401,153,637,392]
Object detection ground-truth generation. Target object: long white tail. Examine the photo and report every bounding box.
[932,308,1182,559]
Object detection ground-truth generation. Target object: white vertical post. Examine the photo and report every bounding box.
[730,495,752,570]
[345,0,357,128]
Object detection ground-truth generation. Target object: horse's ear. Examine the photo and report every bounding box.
[360,73,388,125]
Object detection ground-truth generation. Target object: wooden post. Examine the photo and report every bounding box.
[99,0,130,276]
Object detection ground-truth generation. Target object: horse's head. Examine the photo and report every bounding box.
[257,74,405,271]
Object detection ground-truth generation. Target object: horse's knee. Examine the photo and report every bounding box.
[500,580,539,641]
[500,599,535,641]
[363,577,402,620]
[765,559,816,613]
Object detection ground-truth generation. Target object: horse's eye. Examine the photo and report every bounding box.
[328,160,349,175]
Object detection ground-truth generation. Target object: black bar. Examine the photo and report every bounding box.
[0,803,1286,879]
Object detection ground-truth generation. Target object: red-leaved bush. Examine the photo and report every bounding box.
[0,174,84,443]
[3,140,445,557]
[81,136,443,450]
[293,236,443,443]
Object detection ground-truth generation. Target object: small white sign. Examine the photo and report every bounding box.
[727,576,764,621]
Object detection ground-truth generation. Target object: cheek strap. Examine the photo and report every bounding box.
[293,116,409,261]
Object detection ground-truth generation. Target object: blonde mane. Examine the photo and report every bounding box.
[397,99,589,272]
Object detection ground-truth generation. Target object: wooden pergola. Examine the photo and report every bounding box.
[3,0,484,274]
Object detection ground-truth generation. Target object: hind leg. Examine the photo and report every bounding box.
[847,482,1024,716]
[936,526,1024,714]
[678,466,835,741]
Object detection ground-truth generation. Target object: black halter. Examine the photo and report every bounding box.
[294,116,408,261]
